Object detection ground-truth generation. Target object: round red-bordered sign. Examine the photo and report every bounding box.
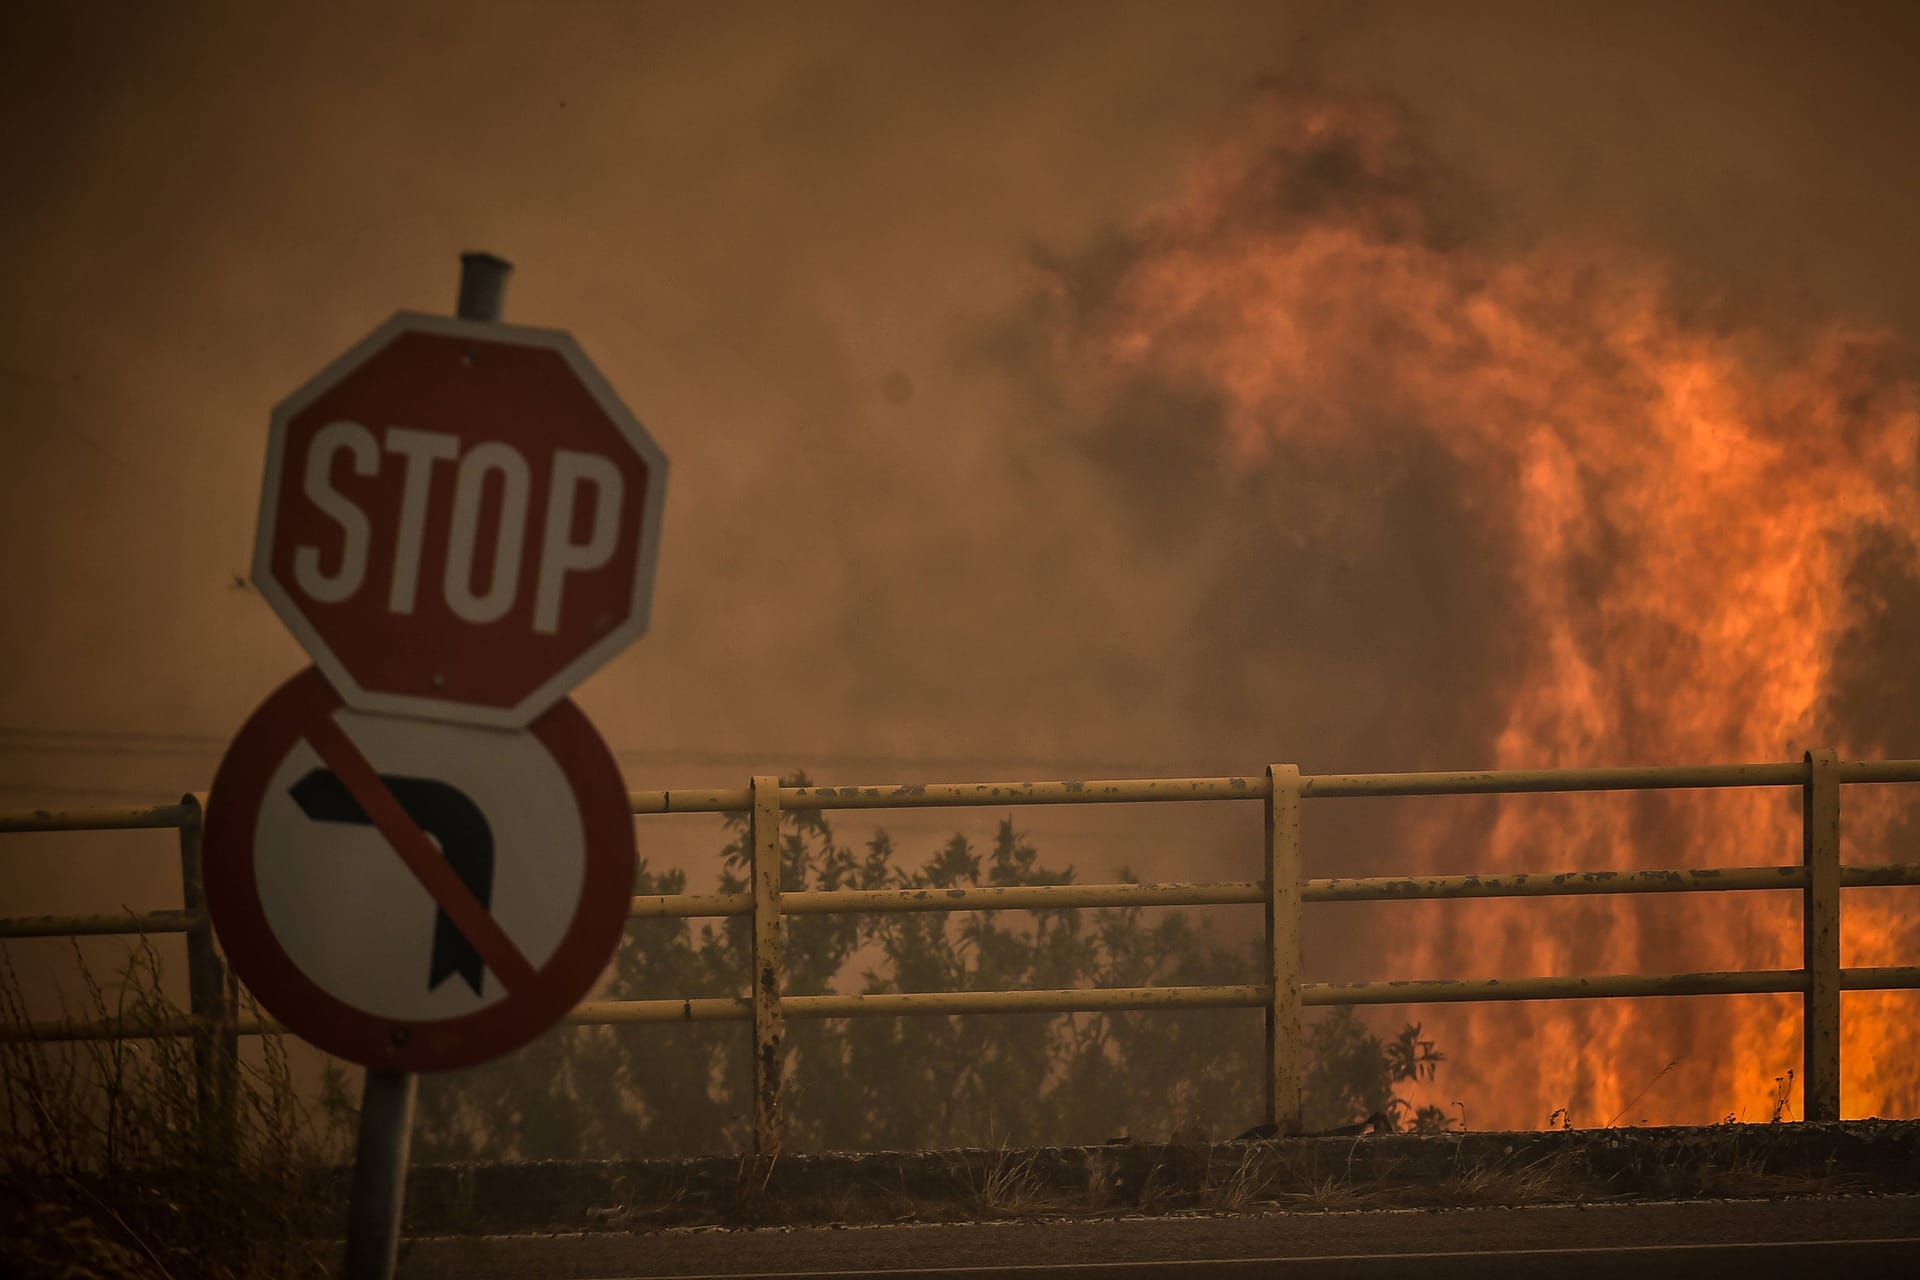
[203,667,634,1071]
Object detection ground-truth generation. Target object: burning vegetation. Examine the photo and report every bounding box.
[1041,90,1920,1129]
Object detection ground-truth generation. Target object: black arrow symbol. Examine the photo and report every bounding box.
[288,768,496,997]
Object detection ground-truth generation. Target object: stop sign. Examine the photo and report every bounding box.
[254,313,668,728]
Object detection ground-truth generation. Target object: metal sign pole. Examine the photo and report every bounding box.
[342,1068,417,1277]
[340,250,514,1278]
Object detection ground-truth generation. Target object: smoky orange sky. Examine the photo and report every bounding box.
[5,1,1920,1132]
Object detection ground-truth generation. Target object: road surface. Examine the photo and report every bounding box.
[388,1194,1920,1278]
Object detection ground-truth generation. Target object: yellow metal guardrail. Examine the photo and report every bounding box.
[6,752,1920,1155]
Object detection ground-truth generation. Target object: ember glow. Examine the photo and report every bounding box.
[1054,93,1920,1129]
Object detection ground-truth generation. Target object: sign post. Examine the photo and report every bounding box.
[352,252,513,1278]
[204,252,667,1278]
[346,1060,414,1279]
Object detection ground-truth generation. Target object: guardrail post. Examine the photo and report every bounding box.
[1802,749,1841,1122]
[749,775,785,1156]
[176,792,237,1149]
[1264,764,1303,1134]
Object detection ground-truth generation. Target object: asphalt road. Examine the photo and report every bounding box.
[389,1195,1920,1279]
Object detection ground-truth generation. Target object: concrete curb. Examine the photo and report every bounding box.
[361,1120,1920,1234]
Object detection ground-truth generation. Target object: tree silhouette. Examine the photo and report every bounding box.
[413,781,1448,1159]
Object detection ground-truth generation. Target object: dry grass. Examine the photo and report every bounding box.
[5,936,1896,1266]
[1435,1145,1581,1205]
[954,1144,1062,1218]
[1207,1145,1281,1212]
[1276,1173,1377,1211]
[0,939,352,1278]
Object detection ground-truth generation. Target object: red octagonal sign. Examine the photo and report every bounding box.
[254,314,667,727]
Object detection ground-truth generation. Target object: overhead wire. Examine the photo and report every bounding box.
[0,724,1161,778]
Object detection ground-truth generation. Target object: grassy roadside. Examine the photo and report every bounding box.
[4,942,1914,1270]
[0,939,351,1279]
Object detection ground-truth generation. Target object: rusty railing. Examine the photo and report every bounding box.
[6,751,1920,1154]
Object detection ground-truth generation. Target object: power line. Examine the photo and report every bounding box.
[0,724,1161,778]
[0,725,223,746]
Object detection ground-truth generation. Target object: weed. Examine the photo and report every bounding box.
[1206,1145,1279,1212]
[1771,1069,1796,1123]
[1607,1059,1681,1128]
[956,1144,1054,1217]
[0,938,350,1278]
[1441,1145,1576,1205]
[1280,1173,1369,1210]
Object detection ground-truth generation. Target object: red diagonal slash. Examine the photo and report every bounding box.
[302,711,538,995]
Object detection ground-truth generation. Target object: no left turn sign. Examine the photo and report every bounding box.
[203,667,635,1071]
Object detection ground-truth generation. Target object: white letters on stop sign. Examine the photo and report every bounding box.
[535,452,622,633]
[292,421,378,604]
[443,441,530,624]
[292,421,624,633]
[385,427,460,614]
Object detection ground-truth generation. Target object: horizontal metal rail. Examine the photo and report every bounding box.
[787,985,1267,1017]
[7,753,1920,1149]
[1315,970,1798,1006]
[0,909,200,939]
[0,801,198,833]
[627,881,1269,920]
[1309,862,1920,901]
[570,966,1920,1026]
[570,996,748,1025]
[620,759,1920,815]
[623,863,1920,922]
[22,964,1920,1043]
[13,864,1917,939]
[6,1013,275,1043]
[628,892,755,919]
[1304,763,1808,798]
[12,759,1920,834]
[789,881,1267,914]
[564,984,1273,1025]
[12,862,1915,942]
[1310,965,1920,1006]
[1837,760,1920,784]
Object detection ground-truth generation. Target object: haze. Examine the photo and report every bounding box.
[5,1,1919,1129]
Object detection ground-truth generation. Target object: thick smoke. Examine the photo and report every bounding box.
[1030,87,1920,1126]
[5,2,1920,1127]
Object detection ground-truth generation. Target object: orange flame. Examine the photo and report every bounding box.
[1057,92,1920,1128]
